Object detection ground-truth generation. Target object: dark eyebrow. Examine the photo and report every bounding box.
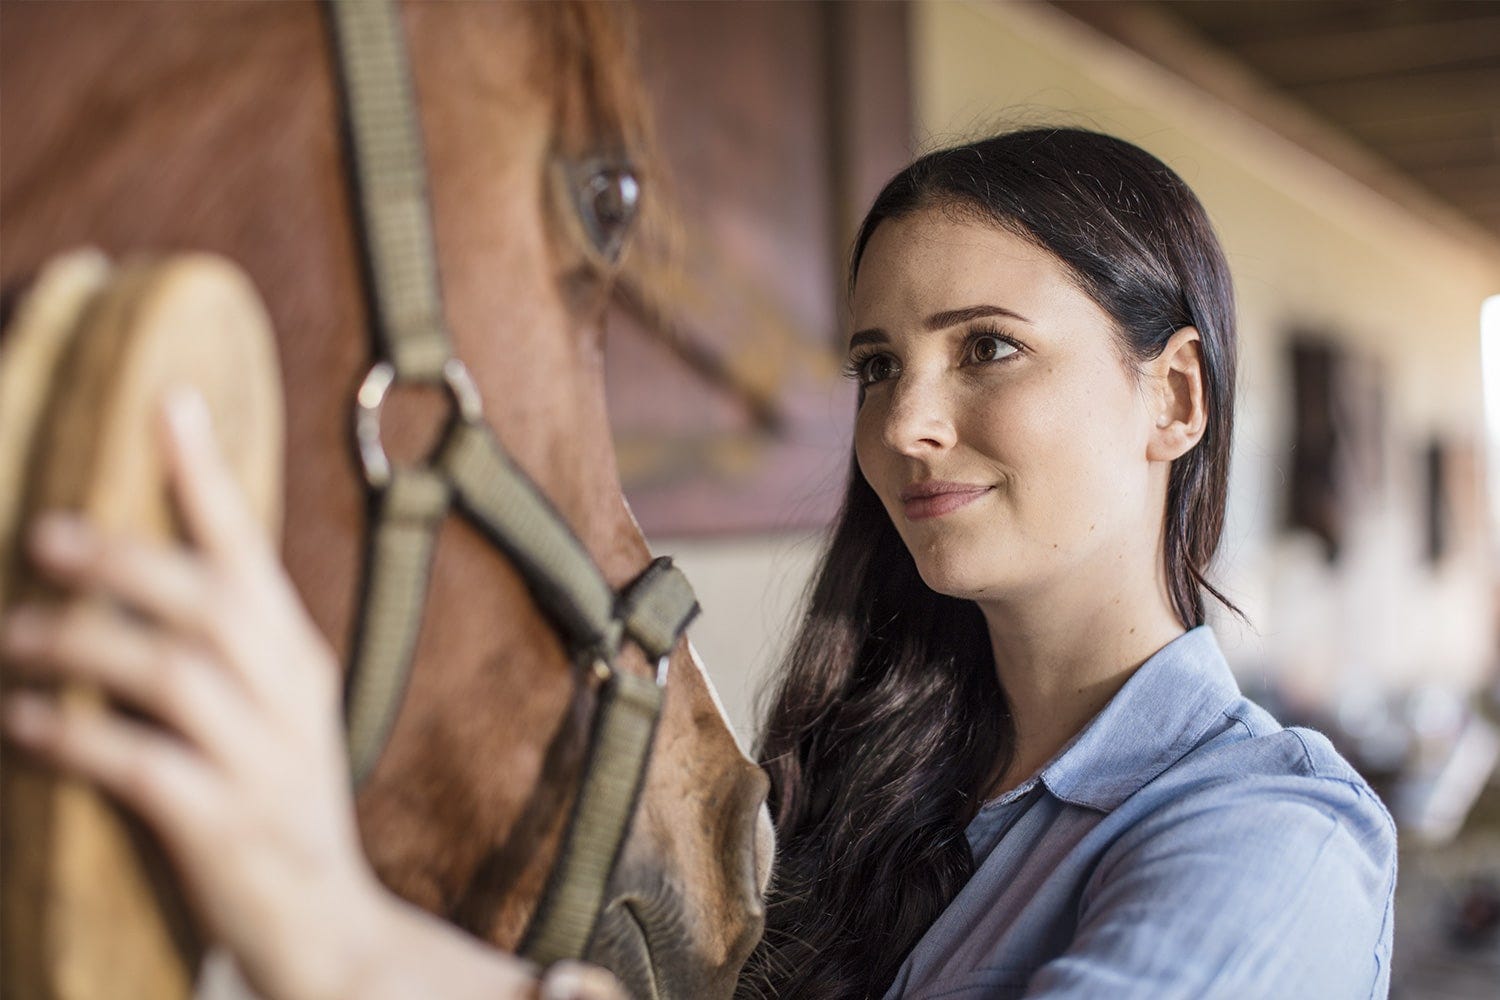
[925,304,1031,330]
[849,304,1031,351]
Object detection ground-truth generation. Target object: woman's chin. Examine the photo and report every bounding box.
[914,560,1011,603]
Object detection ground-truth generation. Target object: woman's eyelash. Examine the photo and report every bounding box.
[841,351,882,383]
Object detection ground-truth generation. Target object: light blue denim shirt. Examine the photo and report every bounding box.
[882,625,1397,1000]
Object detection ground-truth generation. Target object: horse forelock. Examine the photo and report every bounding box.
[526,1,677,289]
[531,2,651,160]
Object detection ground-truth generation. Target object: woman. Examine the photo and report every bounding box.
[740,128,1396,999]
[2,127,1395,999]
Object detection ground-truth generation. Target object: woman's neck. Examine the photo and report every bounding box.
[977,566,1186,797]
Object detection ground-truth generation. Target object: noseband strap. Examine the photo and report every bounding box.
[326,0,699,966]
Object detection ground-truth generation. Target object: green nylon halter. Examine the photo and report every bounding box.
[325,0,700,968]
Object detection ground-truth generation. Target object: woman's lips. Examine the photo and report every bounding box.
[901,484,993,521]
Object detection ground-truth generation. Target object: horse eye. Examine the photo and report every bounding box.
[572,161,641,264]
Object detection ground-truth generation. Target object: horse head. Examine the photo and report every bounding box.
[0,2,771,996]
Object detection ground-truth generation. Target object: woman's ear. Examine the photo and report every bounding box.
[1146,327,1206,462]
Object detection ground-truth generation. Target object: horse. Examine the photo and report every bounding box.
[0,2,772,996]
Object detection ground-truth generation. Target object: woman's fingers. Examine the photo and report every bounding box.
[1,603,258,768]
[19,389,330,712]
[159,387,275,574]
[28,516,214,635]
[22,519,302,707]
[1,691,226,851]
[157,389,329,679]
[540,962,630,1000]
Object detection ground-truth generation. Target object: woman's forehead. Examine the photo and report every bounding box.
[852,211,1079,326]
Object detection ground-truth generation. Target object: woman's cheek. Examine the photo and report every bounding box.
[989,381,1114,550]
[852,406,890,496]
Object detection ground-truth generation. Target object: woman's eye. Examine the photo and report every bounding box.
[969,334,1018,364]
[865,355,898,382]
[844,353,899,386]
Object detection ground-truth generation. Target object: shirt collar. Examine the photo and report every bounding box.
[1032,625,1242,812]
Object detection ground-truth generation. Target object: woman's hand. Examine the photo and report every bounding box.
[0,388,384,999]
[0,389,627,1000]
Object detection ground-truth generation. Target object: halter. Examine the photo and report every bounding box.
[325,0,700,967]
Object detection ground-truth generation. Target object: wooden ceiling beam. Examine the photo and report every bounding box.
[1291,66,1500,124]
[1404,162,1500,199]
[1233,19,1500,86]
[1471,206,1500,226]
[1345,107,1498,147]
[1154,1,1372,44]
[1380,133,1500,173]
[1043,0,1500,244]
[1455,203,1500,231]
[1157,0,1498,48]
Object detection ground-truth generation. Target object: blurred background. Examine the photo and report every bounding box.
[606,1,1500,995]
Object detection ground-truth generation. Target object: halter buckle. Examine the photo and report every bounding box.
[355,357,484,488]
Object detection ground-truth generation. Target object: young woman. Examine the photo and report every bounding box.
[2,127,1396,1000]
[740,128,1397,999]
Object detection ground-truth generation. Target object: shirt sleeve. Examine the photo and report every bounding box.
[1021,773,1397,1000]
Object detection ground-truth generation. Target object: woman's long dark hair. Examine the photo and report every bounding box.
[739,128,1240,999]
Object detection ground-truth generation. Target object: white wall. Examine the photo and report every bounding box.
[660,530,826,749]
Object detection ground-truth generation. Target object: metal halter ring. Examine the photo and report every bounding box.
[355,357,484,488]
[589,653,671,688]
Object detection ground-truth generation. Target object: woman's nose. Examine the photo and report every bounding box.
[880,377,956,456]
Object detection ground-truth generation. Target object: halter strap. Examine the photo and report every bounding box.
[325,0,448,381]
[325,0,698,965]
